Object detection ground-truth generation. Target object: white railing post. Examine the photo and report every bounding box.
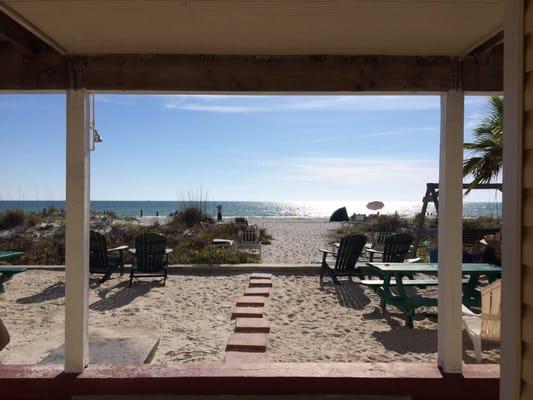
[437,90,464,373]
[64,89,90,373]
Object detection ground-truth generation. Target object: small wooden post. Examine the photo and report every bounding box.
[437,90,464,373]
[64,89,90,373]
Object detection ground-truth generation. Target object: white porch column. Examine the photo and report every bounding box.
[64,89,90,373]
[437,90,464,373]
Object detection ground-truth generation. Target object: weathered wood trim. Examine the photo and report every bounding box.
[502,0,524,398]
[0,52,502,92]
[0,363,499,400]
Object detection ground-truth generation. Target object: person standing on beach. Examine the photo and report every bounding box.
[216,204,223,222]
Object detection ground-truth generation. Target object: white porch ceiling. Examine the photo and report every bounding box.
[2,0,503,56]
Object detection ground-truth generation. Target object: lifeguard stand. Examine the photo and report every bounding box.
[412,182,502,255]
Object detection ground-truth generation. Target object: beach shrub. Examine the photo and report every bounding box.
[190,247,239,264]
[187,247,259,264]
[173,206,211,228]
[105,210,119,219]
[0,229,66,265]
[371,213,402,232]
[463,216,501,230]
[0,207,268,265]
[0,208,26,229]
[259,228,273,245]
[25,213,43,227]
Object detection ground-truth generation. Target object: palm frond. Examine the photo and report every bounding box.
[463,96,503,193]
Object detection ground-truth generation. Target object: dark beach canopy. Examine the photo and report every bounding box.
[329,207,349,222]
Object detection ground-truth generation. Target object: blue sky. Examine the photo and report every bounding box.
[0,94,499,202]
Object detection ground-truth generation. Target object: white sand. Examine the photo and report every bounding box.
[268,275,498,364]
[0,270,246,364]
[0,270,499,364]
[250,218,340,264]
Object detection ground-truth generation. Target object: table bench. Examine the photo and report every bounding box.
[364,262,501,328]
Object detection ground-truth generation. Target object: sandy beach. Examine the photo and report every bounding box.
[0,269,499,365]
[249,218,340,264]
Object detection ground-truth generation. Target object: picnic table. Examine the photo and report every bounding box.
[363,262,501,328]
[0,251,23,262]
[0,251,25,293]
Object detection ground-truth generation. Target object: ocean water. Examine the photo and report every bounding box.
[0,200,502,219]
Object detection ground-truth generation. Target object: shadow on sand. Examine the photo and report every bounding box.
[15,275,111,304]
[373,326,438,354]
[90,280,160,311]
[16,281,65,304]
[320,279,371,310]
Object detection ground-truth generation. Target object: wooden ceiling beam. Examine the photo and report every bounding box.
[0,51,502,92]
[468,31,504,57]
[0,11,52,54]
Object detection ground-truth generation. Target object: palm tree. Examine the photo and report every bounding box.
[463,96,503,192]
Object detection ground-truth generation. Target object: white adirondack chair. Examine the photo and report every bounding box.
[237,225,261,254]
[462,279,501,363]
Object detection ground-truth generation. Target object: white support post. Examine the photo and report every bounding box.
[437,90,464,373]
[64,89,90,373]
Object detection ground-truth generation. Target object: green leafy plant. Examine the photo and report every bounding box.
[463,96,503,192]
[0,208,26,229]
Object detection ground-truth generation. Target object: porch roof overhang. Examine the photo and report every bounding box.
[0,0,503,92]
[0,0,503,56]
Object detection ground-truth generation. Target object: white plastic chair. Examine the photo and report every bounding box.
[462,279,501,362]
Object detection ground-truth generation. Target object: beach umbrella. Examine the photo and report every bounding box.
[366,201,385,211]
[329,207,349,222]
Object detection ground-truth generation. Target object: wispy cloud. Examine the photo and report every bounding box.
[167,103,268,113]
[359,126,435,138]
[262,156,438,188]
[163,95,441,114]
[96,95,139,106]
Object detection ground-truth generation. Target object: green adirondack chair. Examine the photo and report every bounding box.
[319,234,367,285]
[367,233,417,263]
[129,233,171,287]
[90,230,128,283]
[371,231,395,251]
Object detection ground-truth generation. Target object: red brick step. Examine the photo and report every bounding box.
[235,318,270,333]
[236,296,266,307]
[249,278,272,288]
[231,306,264,319]
[244,287,271,297]
[226,333,267,352]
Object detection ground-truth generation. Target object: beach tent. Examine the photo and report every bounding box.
[329,207,349,222]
